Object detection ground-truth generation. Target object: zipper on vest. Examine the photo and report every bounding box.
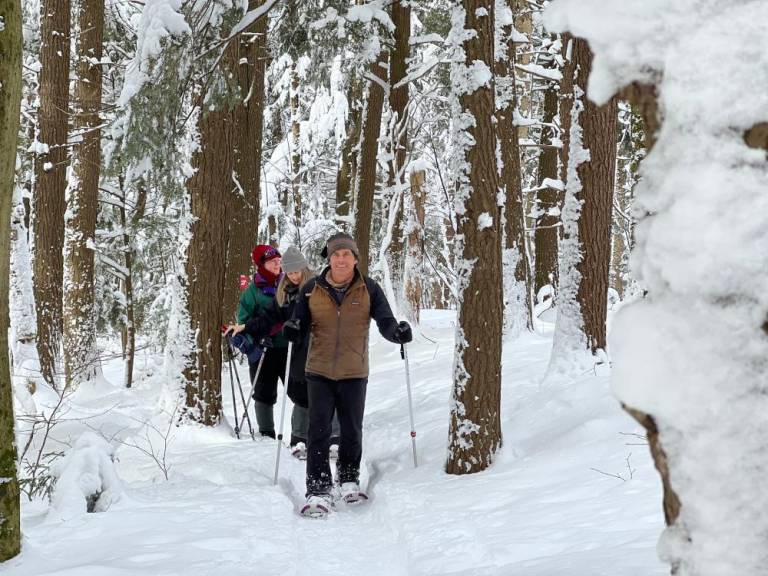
[331,306,341,377]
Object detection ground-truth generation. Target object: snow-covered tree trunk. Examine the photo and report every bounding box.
[385,0,410,293]
[403,166,426,322]
[548,2,768,574]
[0,0,23,559]
[33,0,71,388]
[548,37,617,374]
[496,0,532,337]
[289,61,302,227]
[611,102,643,299]
[353,50,387,276]
[222,0,267,327]
[533,82,561,296]
[10,191,37,348]
[335,76,362,231]
[446,0,503,476]
[63,0,105,388]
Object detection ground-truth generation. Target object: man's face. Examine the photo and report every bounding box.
[329,249,357,279]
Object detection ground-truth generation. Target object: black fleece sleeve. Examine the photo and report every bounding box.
[290,279,315,338]
[366,277,399,343]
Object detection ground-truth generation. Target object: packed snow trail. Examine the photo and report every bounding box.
[5,311,665,575]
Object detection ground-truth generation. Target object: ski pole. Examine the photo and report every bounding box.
[274,341,293,485]
[227,336,255,440]
[401,343,418,468]
[238,345,268,434]
[225,339,241,439]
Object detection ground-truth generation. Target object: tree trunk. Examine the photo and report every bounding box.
[119,176,146,389]
[497,1,532,336]
[385,0,410,289]
[290,61,302,229]
[10,194,37,346]
[611,102,642,299]
[512,0,532,140]
[549,37,617,370]
[353,51,388,276]
[182,105,234,425]
[573,51,617,352]
[403,168,426,322]
[534,83,561,296]
[0,0,23,559]
[222,0,266,328]
[613,81,680,531]
[335,77,362,231]
[33,0,71,388]
[446,0,503,475]
[63,0,104,388]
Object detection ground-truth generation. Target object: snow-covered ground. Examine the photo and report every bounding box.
[4,310,666,575]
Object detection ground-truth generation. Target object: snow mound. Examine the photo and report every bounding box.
[49,432,123,519]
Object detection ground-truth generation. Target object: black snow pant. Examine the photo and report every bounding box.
[305,373,367,496]
[249,347,288,436]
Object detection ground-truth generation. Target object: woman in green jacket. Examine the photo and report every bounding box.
[234,244,289,438]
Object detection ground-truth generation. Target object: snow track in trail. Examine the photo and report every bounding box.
[7,310,666,575]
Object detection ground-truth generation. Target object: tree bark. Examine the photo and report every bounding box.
[497,1,532,335]
[550,37,616,368]
[403,169,426,322]
[335,77,362,231]
[386,0,410,288]
[533,83,561,295]
[0,0,23,559]
[512,0,532,140]
[222,0,267,329]
[353,51,388,276]
[119,177,146,389]
[289,61,302,229]
[446,0,503,475]
[63,0,104,387]
[572,42,617,352]
[33,0,71,388]
[182,106,234,425]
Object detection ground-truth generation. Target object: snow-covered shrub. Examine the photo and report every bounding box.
[49,432,123,518]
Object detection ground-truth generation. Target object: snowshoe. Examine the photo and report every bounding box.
[300,494,334,518]
[340,482,368,505]
[291,442,307,460]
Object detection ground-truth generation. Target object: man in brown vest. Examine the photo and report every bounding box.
[283,232,411,517]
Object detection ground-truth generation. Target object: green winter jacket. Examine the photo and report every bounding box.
[236,274,288,349]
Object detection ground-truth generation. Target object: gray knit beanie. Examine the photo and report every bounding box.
[281,246,309,273]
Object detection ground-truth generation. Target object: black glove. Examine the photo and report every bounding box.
[393,321,412,344]
[258,336,274,349]
[282,319,301,343]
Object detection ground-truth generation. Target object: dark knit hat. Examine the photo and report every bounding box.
[251,244,281,266]
[281,246,308,273]
[321,232,360,260]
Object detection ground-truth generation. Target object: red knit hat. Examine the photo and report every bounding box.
[251,244,281,266]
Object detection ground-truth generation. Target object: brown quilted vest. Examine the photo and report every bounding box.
[305,275,372,380]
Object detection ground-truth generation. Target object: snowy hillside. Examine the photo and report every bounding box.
[5,311,664,576]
